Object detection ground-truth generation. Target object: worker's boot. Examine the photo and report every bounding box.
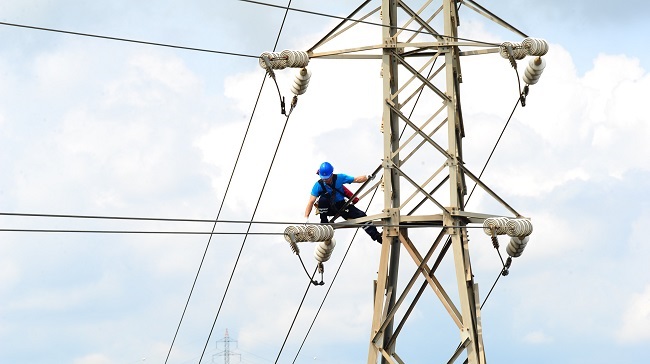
[371,231,383,244]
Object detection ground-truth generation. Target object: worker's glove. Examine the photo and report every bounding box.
[342,185,359,204]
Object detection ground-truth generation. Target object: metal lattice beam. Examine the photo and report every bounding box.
[305,1,535,363]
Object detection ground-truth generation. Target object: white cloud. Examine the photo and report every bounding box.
[460,45,650,200]
[523,330,553,344]
[616,284,650,343]
[5,271,120,311]
[73,353,112,364]
[1,2,649,364]
[34,46,93,93]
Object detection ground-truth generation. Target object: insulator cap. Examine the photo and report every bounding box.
[259,50,309,70]
[282,50,310,68]
[484,217,533,237]
[522,38,549,56]
[314,238,336,263]
[506,236,529,258]
[259,51,286,70]
[523,57,546,85]
[291,67,311,95]
[500,38,549,70]
[284,224,334,243]
[499,42,526,60]
[506,218,533,237]
[483,217,510,236]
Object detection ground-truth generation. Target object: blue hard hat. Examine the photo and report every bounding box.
[318,162,334,179]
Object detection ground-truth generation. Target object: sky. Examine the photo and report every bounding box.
[0,0,649,363]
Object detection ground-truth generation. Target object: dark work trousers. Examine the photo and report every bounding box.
[318,197,382,242]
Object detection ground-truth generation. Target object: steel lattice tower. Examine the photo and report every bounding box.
[306,1,538,363]
[213,329,240,364]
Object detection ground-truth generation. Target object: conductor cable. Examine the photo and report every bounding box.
[296,252,324,286]
[274,265,318,364]
[481,268,504,309]
[185,1,295,363]
[466,96,520,203]
[464,97,522,313]
[163,52,271,364]
[291,184,380,363]
[0,21,258,58]
[198,75,296,363]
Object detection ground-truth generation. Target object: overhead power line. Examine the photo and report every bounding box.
[238,0,500,46]
[466,95,521,203]
[0,21,258,58]
[196,1,296,363]
[0,228,283,235]
[0,211,489,230]
[274,266,318,363]
[0,211,320,225]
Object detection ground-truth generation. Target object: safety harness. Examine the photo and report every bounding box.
[317,174,349,204]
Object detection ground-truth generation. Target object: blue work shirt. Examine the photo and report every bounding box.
[310,174,354,202]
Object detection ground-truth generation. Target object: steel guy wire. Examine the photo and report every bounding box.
[197,2,295,362]
[0,21,259,58]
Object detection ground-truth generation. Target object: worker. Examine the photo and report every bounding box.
[304,162,382,243]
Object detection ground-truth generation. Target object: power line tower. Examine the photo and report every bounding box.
[304,1,546,363]
[213,329,240,364]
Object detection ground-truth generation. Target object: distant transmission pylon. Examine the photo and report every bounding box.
[213,329,240,364]
[301,1,546,363]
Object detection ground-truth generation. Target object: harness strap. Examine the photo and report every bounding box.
[317,174,348,201]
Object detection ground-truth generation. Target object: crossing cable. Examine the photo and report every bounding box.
[464,95,521,310]
[196,2,296,362]
[274,265,318,363]
[198,109,295,363]
[480,268,505,310]
[290,186,379,363]
[163,50,270,364]
[0,228,284,235]
[0,21,259,58]
[165,1,294,361]
[239,0,500,46]
[466,96,520,203]
[0,212,488,231]
[162,78,269,363]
